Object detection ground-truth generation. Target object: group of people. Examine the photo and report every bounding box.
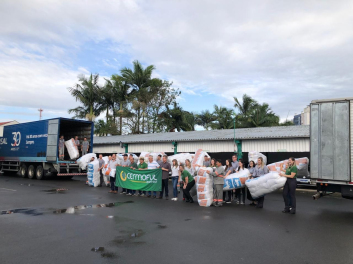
[58,135,90,160]
[93,153,298,214]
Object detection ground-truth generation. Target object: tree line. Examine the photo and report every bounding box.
[68,60,293,136]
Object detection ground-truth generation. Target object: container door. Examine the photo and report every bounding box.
[46,119,59,161]
[311,101,350,181]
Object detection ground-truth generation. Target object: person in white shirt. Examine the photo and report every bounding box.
[108,154,120,194]
[147,155,160,198]
[171,159,180,201]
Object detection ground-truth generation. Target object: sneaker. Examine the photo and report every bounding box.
[226,201,231,204]
[236,201,240,205]
[140,194,145,197]
[126,193,132,196]
[146,195,151,198]
[152,195,156,199]
[122,191,126,194]
[174,198,178,201]
[132,194,137,196]
[120,192,124,195]
[240,202,245,205]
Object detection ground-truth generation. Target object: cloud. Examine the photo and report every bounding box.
[0,0,353,121]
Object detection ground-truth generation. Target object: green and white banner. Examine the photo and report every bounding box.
[115,167,162,191]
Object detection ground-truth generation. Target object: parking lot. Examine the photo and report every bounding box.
[1,174,352,264]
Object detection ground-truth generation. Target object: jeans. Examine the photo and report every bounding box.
[99,171,103,186]
[257,196,264,208]
[172,177,178,198]
[236,188,246,203]
[160,178,169,198]
[148,191,157,196]
[183,180,195,201]
[283,178,297,209]
[110,176,117,192]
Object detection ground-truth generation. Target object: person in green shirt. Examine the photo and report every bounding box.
[128,156,138,196]
[137,157,148,196]
[180,164,195,203]
[280,157,298,214]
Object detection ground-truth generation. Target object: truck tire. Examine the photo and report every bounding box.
[20,164,28,178]
[28,165,36,179]
[36,165,45,180]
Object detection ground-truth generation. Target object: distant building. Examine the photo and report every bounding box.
[301,106,310,125]
[293,114,301,126]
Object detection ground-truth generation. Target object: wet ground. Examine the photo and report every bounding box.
[0,174,352,264]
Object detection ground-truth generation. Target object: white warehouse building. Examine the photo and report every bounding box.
[93,126,310,164]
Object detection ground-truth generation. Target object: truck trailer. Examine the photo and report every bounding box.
[310,98,353,199]
[0,118,94,180]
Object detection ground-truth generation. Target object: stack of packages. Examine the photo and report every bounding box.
[87,159,100,187]
[64,138,79,159]
[195,167,214,207]
[101,156,110,186]
[192,149,207,171]
[77,153,96,170]
[248,151,267,165]
[245,172,286,199]
[267,157,309,177]
[223,169,250,191]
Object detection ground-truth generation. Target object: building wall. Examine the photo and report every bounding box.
[293,114,301,125]
[94,138,309,154]
[302,106,310,125]
[242,138,309,152]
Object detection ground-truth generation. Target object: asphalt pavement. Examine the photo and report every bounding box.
[0,173,352,264]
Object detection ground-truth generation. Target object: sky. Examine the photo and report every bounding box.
[0,0,353,124]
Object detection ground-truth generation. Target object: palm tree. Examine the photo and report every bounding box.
[234,94,258,117]
[68,74,101,121]
[159,103,195,132]
[105,74,132,134]
[195,110,216,130]
[248,103,280,127]
[212,105,235,129]
[120,60,155,133]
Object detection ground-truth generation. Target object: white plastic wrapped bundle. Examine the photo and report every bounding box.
[197,190,213,200]
[192,149,206,169]
[77,153,96,170]
[195,176,212,185]
[267,157,309,177]
[87,159,100,187]
[65,138,79,159]
[248,151,267,165]
[198,198,213,207]
[223,169,250,191]
[245,172,287,199]
[109,169,116,177]
[101,156,110,186]
[139,152,165,161]
[167,153,193,166]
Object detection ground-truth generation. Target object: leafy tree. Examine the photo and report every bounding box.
[280,120,294,126]
[94,119,119,136]
[195,110,216,130]
[159,103,195,132]
[211,105,235,129]
[120,60,155,133]
[248,103,280,127]
[68,74,102,121]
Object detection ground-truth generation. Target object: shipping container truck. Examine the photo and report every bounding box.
[310,98,353,199]
[0,118,94,180]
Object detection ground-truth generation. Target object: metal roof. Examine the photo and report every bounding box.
[94,125,310,145]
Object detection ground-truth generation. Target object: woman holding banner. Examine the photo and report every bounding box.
[224,159,234,204]
[247,160,256,206]
[180,164,195,203]
[171,159,179,201]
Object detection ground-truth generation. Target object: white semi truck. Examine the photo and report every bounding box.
[310,97,353,199]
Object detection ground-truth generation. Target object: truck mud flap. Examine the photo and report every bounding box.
[341,185,353,199]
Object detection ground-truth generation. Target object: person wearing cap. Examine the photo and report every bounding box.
[138,157,148,196]
[120,154,131,194]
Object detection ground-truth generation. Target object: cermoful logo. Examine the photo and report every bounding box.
[11,132,21,147]
[121,172,157,183]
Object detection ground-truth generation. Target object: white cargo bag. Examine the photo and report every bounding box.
[248,151,267,165]
[223,169,249,191]
[87,159,100,187]
[245,172,287,199]
[65,138,79,159]
[77,153,96,170]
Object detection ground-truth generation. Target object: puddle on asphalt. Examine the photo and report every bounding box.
[1,208,42,216]
[157,224,167,229]
[19,184,33,186]
[2,201,134,216]
[110,229,146,247]
[184,218,192,221]
[91,247,118,259]
[42,188,68,194]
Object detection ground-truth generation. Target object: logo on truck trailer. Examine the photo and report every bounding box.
[11,132,21,147]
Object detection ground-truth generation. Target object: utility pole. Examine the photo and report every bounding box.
[38,108,43,120]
